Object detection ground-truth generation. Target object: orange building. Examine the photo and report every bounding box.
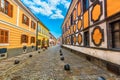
[62,0,120,75]
[0,0,38,58]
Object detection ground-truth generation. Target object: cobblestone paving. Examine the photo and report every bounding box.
[0,46,120,80]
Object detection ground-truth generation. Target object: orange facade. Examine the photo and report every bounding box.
[107,0,120,17]
[0,0,38,58]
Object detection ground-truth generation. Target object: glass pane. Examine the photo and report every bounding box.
[113,22,120,31]
[113,32,120,48]
[5,31,8,36]
[114,39,120,48]
[5,37,8,43]
[24,16,27,23]
[114,32,119,38]
[1,0,4,8]
[1,31,4,35]
[86,0,89,9]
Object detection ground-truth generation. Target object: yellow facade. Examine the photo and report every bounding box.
[0,0,38,58]
[37,21,49,48]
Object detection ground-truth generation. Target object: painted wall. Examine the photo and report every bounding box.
[38,22,49,48]
[0,0,38,58]
[62,0,120,66]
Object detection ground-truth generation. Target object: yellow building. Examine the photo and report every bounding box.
[37,21,49,49]
[0,0,38,59]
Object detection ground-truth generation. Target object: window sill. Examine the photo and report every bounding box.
[0,43,9,46]
[109,48,120,51]
[22,23,29,26]
[22,43,27,46]
[0,12,12,18]
[31,43,35,45]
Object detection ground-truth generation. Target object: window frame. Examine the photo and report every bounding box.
[38,39,41,46]
[110,20,120,49]
[31,21,36,29]
[21,35,28,43]
[31,37,35,43]
[22,14,29,26]
[0,0,13,17]
[0,29,9,44]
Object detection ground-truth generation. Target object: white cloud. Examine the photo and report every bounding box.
[21,0,70,19]
[61,0,70,9]
[50,9,64,19]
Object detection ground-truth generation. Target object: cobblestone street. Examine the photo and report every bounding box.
[0,46,119,80]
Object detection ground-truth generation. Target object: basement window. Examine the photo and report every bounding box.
[84,31,89,47]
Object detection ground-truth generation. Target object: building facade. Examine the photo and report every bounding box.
[0,0,38,59]
[49,33,57,47]
[37,21,49,49]
[62,0,120,75]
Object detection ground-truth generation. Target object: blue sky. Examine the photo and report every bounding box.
[21,0,71,39]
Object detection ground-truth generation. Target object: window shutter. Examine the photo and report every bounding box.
[22,14,24,23]
[21,35,23,43]
[27,17,29,26]
[31,21,32,28]
[26,36,28,43]
[10,4,13,17]
[8,4,13,17]
[0,29,1,43]
[31,37,32,43]
[34,23,36,29]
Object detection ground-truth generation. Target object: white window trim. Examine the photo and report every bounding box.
[0,43,9,46]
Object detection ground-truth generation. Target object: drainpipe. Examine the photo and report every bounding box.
[36,21,38,51]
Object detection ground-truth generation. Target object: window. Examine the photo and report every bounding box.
[38,40,41,46]
[21,35,28,43]
[83,0,89,12]
[0,0,13,17]
[84,31,89,46]
[22,14,29,26]
[31,21,36,29]
[31,37,35,43]
[0,29,9,43]
[111,21,120,49]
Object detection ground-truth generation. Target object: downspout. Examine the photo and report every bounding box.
[36,21,38,51]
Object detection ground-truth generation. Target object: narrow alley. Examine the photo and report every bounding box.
[0,46,119,80]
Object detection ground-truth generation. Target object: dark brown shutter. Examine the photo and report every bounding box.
[26,35,28,43]
[31,21,32,28]
[22,14,24,23]
[8,4,13,17]
[0,29,1,43]
[34,37,35,43]
[21,35,23,43]
[34,23,36,29]
[31,37,32,43]
[10,4,13,17]
[27,17,29,26]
